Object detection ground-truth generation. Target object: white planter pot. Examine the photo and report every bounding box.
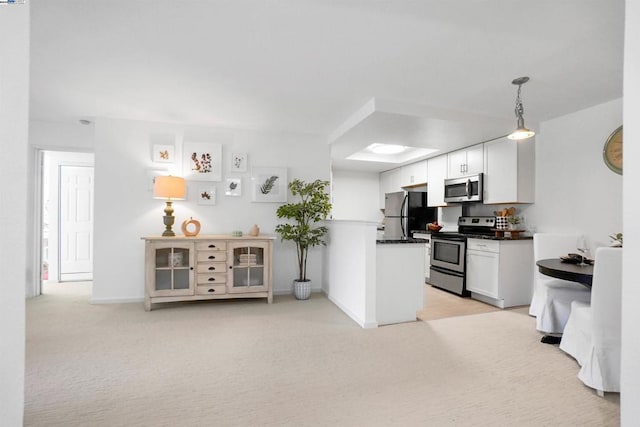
[293,279,312,300]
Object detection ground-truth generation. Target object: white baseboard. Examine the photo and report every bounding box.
[327,294,378,329]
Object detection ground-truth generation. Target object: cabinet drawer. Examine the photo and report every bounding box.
[467,239,499,253]
[196,241,227,251]
[197,273,227,285]
[196,262,227,274]
[196,285,227,295]
[197,251,227,262]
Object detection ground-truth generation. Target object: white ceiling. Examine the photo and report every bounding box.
[30,1,625,172]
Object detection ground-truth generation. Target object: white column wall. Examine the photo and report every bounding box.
[331,169,382,222]
[622,0,640,423]
[92,118,330,302]
[0,2,29,425]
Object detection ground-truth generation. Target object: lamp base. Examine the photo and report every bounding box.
[162,201,176,236]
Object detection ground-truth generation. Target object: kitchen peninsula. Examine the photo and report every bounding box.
[323,220,424,328]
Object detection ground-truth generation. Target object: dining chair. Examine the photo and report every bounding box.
[531,233,591,333]
[559,247,622,395]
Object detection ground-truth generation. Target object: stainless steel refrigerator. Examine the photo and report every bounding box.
[383,191,437,239]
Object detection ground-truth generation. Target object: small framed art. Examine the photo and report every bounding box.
[152,144,175,163]
[183,142,222,181]
[225,178,242,196]
[251,167,287,203]
[197,186,216,205]
[230,152,247,172]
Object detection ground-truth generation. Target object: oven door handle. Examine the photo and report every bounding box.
[432,237,466,243]
[430,265,465,277]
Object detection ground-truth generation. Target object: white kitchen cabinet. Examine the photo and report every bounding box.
[482,137,535,204]
[447,144,484,178]
[379,167,402,208]
[400,160,428,188]
[465,238,533,308]
[426,155,448,207]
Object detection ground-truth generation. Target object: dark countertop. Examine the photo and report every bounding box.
[376,237,428,244]
[468,234,533,241]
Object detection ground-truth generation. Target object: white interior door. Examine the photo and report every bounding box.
[60,165,94,281]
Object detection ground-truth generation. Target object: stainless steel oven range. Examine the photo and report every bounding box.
[429,216,496,296]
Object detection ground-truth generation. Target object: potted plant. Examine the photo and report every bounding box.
[507,215,521,230]
[275,179,332,300]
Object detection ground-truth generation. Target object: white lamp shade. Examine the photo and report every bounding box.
[508,127,536,140]
[154,175,186,200]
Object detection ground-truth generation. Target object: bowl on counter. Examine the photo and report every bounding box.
[427,223,442,232]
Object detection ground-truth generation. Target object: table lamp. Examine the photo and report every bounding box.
[153,175,186,236]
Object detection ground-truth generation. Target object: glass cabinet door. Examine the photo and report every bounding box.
[148,242,194,296]
[228,241,269,293]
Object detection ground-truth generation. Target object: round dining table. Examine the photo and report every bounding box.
[536,258,593,287]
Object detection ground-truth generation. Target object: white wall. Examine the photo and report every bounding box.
[0,3,29,425]
[520,98,623,249]
[331,169,382,222]
[30,119,95,151]
[622,0,640,423]
[91,118,330,302]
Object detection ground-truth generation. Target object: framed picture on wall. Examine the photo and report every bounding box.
[197,185,216,205]
[251,167,287,203]
[230,152,248,172]
[152,144,175,163]
[225,178,242,196]
[182,142,222,181]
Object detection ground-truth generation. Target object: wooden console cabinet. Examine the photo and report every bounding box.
[142,235,274,311]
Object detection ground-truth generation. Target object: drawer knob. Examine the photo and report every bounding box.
[208,277,216,282]
[208,255,215,260]
[208,288,215,293]
[208,244,216,248]
[208,266,216,271]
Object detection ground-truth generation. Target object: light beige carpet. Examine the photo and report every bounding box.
[25,283,619,426]
[418,284,501,321]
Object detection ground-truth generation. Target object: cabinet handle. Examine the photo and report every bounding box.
[208,288,216,293]
[208,277,216,282]
[189,267,194,270]
[208,266,216,271]
[208,255,215,260]
[208,244,216,248]
[229,266,233,270]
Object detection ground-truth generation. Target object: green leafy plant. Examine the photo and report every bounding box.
[275,179,332,282]
[507,215,521,225]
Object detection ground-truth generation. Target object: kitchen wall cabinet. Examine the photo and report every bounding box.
[465,238,533,308]
[399,160,428,188]
[426,155,448,207]
[482,137,535,204]
[447,144,484,178]
[143,235,274,310]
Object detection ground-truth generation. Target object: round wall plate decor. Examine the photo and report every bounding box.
[603,125,623,175]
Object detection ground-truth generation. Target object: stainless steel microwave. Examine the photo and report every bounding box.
[443,173,483,203]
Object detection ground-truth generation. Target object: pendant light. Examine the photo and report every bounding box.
[508,76,535,140]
